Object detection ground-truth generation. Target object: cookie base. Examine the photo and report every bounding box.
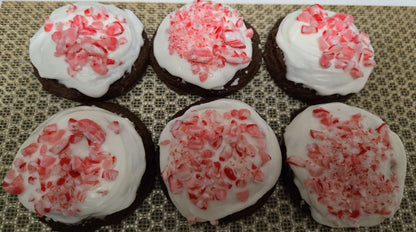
[40,102,156,231]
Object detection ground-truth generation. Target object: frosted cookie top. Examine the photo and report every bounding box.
[29,2,144,98]
[153,0,253,90]
[276,4,376,96]
[159,99,281,225]
[284,103,406,227]
[3,106,146,224]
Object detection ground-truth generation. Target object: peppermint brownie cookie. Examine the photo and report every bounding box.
[30,3,150,102]
[264,4,376,104]
[3,103,155,231]
[284,103,406,227]
[159,98,281,225]
[151,1,261,97]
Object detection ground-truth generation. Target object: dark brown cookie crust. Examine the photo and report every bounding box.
[33,31,150,102]
[150,21,262,98]
[157,98,278,225]
[263,18,353,104]
[40,102,156,232]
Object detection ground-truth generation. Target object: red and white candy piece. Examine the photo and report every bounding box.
[296,4,376,78]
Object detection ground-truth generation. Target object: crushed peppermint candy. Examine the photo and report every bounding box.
[167,0,252,82]
[3,118,120,217]
[297,4,376,79]
[161,108,271,220]
[286,107,398,224]
[43,4,127,77]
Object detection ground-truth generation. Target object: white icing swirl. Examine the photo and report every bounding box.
[29,2,144,98]
[284,103,406,227]
[159,99,281,222]
[276,10,374,96]
[16,106,146,224]
[153,3,253,90]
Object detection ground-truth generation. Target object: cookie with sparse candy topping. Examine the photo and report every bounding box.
[264,4,376,104]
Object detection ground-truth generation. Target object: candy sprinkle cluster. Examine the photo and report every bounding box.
[167,0,253,82]
[297,4,376,79]
[160,108,271,224]
[3,118,120,217]
[43,4,127,77]
[287,108,398,225]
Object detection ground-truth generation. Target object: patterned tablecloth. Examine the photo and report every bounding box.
[0,1,415,231]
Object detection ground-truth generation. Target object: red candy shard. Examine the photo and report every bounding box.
[77,119,106,146]
[22,143,39,157]
[108,121,120,134]
[245,124,266,138]
[224,166,237,181]
[169,176,183,194]
[160,139,170,146]
[66,4,78,14]
[2,170,24,194]
[43,18,54,32]
[259,150,271,166]
[237,109,250,120]
[188,48,213,63]
[49,137,69,154]
[105,21,124,36]
[236,190,249,202]
[350,67,364,79]
[286,156,306,167]
[223,30,246,49]
[301,25,318,34]
[214,188,227,200]
[102,169,119,181]
[14,158,27,172]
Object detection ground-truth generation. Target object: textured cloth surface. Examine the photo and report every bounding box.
[0,2,415,231]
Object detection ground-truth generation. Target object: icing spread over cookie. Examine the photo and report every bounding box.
[284,103,406,227]
[3,106,146,224]
[153,1,253,90]
[276,5,375,96]
[159,99,281,225]
[29,3,144,98]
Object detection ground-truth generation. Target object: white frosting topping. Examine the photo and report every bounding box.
[29,2,144,98]
[153,2,253,90]
[284,103,406,227]
[16,106,146,224]
[276,10,374,96]
[159,99,281,223]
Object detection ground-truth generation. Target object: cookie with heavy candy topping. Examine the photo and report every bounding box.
[158,98,281,225]
[151,1,261,97]
[2,102,155,231]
